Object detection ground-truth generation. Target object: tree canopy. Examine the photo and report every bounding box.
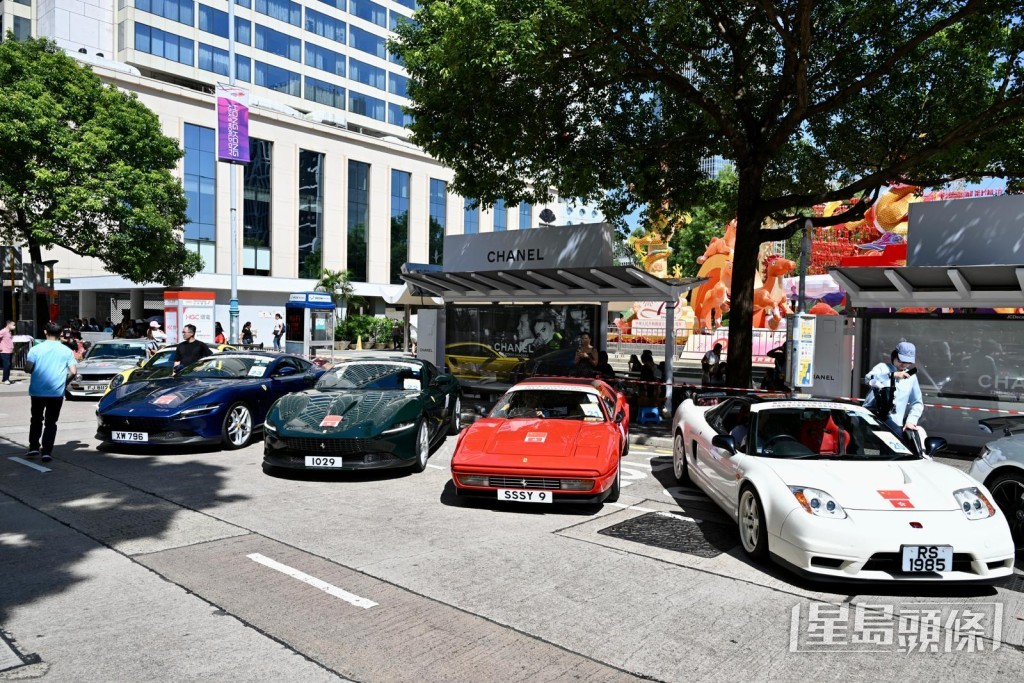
[394,0,1024,386]
[0,37,201,287]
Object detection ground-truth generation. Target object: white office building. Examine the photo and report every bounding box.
[3,1,544,338]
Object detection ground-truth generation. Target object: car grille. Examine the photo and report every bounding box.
[486,476,563,489]
[862,552,975,574]
[279,437,388,455]
[100,416,171,431]
[81,373,117,382]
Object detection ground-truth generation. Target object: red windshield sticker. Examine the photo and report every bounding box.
[525,432,547,443]
[878,490,914,508]
[153,395,176,406]
[320,415,342,428]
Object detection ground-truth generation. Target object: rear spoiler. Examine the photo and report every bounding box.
[978,415,1024,436]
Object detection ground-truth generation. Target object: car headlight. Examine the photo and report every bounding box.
[561,479,595,491]
[953,487,995,520]
[109,375,125,389]
[382,421,415,434]
[179,405,218,417]
[456,474,489,486]
[264,421,277,433]
[789,486,847,519]
[74,374,83,382]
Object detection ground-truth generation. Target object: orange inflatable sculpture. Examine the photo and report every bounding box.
[752,255,797,330]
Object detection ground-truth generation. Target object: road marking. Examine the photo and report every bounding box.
[426,463,446,470]
[656,511,697,523]
[247,553,378,609]
[606,502,657,513]
[8,457,51,473]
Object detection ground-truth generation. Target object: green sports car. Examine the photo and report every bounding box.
[262,358,462,473]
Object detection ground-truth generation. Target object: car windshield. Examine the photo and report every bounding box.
[752,406,920,460]
[149,349,177,368]
[87,343,147,360]
[180,356,271,379]
[316,362,423,391]
[490,388,606,421]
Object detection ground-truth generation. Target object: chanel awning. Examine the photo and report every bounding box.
[829,264,1024,309]
[401,263,705,304]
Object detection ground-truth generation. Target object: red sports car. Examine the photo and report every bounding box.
[451,377,630,505]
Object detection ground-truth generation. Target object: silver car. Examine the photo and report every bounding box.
[67,339,151,399]
[967,416,1024,552]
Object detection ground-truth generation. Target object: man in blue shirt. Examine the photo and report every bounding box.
[864,340,923,438]
[25,322,78,462]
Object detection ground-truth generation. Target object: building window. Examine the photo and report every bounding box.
[394,0,417,10]
[389,10,412,31]
[350,0,386,27]
[183,124,216,273]
[236,54,251,82]
[349,58,385,90]
[136,0,194,26]
[197,5,250,43]
[387,103,413,127]
[298,150,325,279]
[347,160,370,282]
[12,16,32,41]
[254,0,301,27]
[429,179,446,265]
[243,139,273,276]
[349,25,386,60]
[134,24,195,66]
[349,91,385,121]
[198,43,229,76]
[255,24,301,61]
[306,8,346,44]
[305,43,345,77]
[235,0,250,7]
[255,61,300,96]
[388,72,408,98]
[13,0,33,6]
[519,202,532,229]
[390,170,410,285]
[319,0,345,9]
[493,199,506,232]
[464,199,478,235]
[304,77,345,109]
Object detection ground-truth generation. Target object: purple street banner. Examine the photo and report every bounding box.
[216,83,250,163]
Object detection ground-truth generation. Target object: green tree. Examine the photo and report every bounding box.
[668,166,738,279]
[315,268,365,321]
[0,36,201,331]
[394,1,1024,386]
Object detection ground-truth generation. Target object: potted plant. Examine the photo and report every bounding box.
[372,317,394,350]
[333,321,351,350]
[314,268,365,322]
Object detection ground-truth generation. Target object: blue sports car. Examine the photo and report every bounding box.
[96,352,320,449]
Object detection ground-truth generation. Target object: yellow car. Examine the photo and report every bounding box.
[104,343,235,395]
[444,342,525,383]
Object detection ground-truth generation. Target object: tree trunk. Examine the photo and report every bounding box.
[28,241,51,338]
[726,172,765,388]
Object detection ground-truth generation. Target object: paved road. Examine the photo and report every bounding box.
[1,384,1022,681]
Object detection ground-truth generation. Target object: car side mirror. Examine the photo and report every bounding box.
[303,372,318,386]
[711,434,737,455]
[275,366,298,377]
[924,436,946,456]
[430,375,451,388]
[615,410,625,424]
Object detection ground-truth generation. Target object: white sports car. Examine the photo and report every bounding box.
[968,416,1024,551]
[671,395,1015,582]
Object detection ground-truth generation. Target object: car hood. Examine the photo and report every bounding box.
[759,458,974,511]
[453,418,610,471]
[101,377,236,412]
[78,357,144,373]
[274,390,419,436]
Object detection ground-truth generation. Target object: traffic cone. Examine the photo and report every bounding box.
[356,335,362,351]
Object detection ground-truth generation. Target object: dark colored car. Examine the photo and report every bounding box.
[509,348,578,383]
[263,358,461,473]
[97,352,320,449]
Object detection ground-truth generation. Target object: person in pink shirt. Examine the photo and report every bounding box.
[0,319,15,384]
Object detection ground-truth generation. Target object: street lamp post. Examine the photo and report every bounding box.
[227,0,239,345]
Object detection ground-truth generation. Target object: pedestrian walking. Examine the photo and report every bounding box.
[0,319,15,384]
[392,321,404,350]
[25,322,78,462]
[241,321,256,347]
[272,313,284,351]
[149,320,167,345]
[214,322,226,345]
[701,343,723,386]
[173,324,213,374]
[864,341,924,442]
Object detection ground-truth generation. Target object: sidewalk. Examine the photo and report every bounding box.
[0,369,30,393]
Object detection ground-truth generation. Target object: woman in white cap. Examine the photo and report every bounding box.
[864,341,923,438]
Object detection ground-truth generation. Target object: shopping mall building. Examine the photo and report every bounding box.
[0,0,602,339]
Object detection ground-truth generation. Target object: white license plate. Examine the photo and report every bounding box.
[82,383,106,391]
[901,545,953,572]
[497,489,552,503]
[304,456,343,468]
[112,431,148,443]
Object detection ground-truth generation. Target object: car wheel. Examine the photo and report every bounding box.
[672,430,690,484]
[221,402,253,449]
[606,463,621,503]
[988,471,1024,550]
[448,396,462,435]
[411,420,430,472]
[738,486,769,561]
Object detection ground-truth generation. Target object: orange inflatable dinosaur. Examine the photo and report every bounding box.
[752,255,796,330]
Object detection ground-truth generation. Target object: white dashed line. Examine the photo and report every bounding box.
[8,457,51,473]
[606,502,657,513]
[247,553,378,609]
[426,463,446,470]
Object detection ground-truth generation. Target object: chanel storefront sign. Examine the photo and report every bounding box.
[444,222,615,273]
